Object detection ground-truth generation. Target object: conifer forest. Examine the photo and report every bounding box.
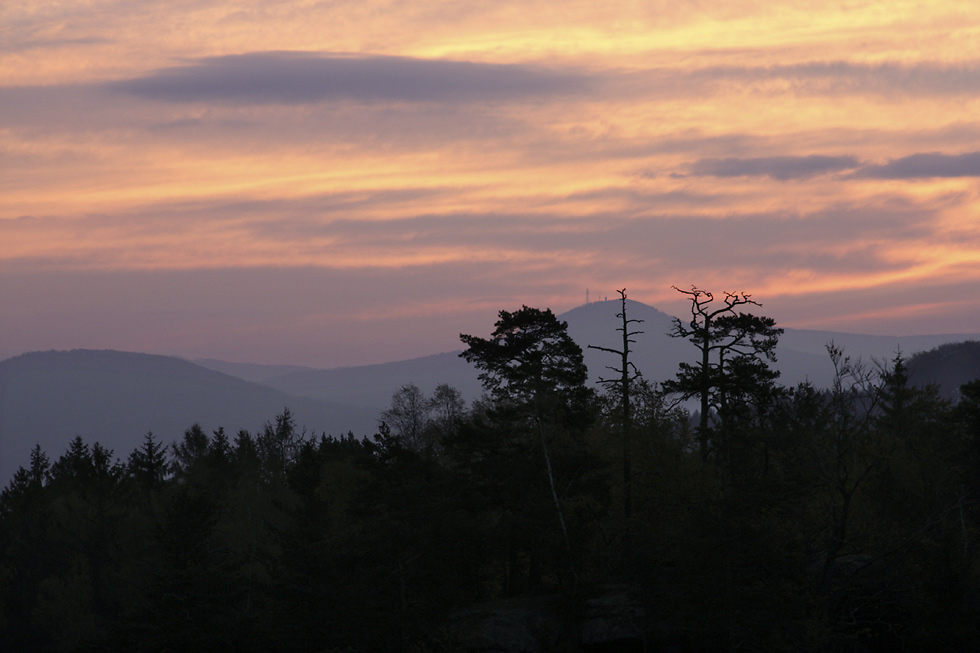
[3,292,980,651]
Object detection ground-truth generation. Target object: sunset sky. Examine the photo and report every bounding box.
[3,1,980,367]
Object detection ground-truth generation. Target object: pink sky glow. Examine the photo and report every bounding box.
[3,1,980,367]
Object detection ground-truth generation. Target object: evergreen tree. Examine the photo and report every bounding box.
[663,286,782,462]
[460,306,589,416]
[128,432,168,492]
[459,305,596,588]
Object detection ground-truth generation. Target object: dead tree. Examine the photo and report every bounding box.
[588,289,644,543]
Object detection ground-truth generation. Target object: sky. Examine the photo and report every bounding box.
[3,0,980,368]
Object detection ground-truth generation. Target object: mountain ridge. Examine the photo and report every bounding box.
[0,349,379,484]
[201,299,980,402]
[4,300,980,484]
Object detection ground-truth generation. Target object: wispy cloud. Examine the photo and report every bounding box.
[108,51,594,104]
[750,61,980,97]
[3,37,110,54]
[690,155,860,180]
[688,151,980,181]
[854,151,980,179]
[3,189,949,276]
[614,60,980,100]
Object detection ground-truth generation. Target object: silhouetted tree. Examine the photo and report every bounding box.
[381,383,433,452]
[128,432,168,492]
[461,306,589,413]
[258,407,304,483]
[460,305,592,584]
[663,286,782,462]
[588,288,643,545]
[171,424,210,479]
[427,382,467,443]
[0,445,55,649]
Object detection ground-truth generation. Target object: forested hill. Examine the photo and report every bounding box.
[0,349,378,483]
[907,340,980,399]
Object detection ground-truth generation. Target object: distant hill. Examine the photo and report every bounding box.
[564,299,980,392]
[190,358,318,384]
[197,299,980,413]
[0,350,378,484]
[906,341,980,400]
[6,301,980,486]
[243,300,980,405]
[257,351,484,408]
